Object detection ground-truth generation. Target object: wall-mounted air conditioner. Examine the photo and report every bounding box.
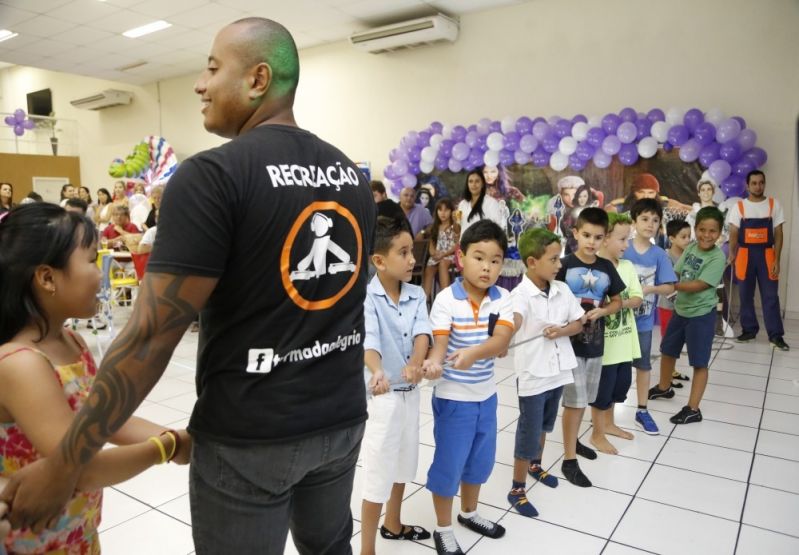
[349,14,458,54]
[70,89,132,110]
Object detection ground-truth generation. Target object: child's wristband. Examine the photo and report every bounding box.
[148,436,167,464]
[165,429,181,462]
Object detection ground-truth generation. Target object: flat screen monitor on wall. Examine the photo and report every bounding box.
[27,88,52,117]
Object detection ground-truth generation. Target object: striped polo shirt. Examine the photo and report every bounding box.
[430,278,514,402]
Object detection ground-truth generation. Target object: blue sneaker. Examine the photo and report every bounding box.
[635,409,659,435]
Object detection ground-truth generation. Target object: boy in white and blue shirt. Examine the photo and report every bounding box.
[426,220,514,555]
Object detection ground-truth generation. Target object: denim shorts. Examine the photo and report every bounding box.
[660,310,715,368]
[426,394,497,497]
[632,330,653,370]
[514,387,563,461]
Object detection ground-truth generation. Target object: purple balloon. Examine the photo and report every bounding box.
[667,124,690,146]
[408,162,420,175]
[489,121,501,133]
[618,143,639,166]
[601,135,622,156]
[678,139,701,163]
[515,116,533,135]
[593,150,612,169]
[392,158,409,176]
[716,118,742,143]
[619,107,637,122]
[709,159,732,183]
[532,121,551,140]
[532,148,550,167]
[409,147,422,163]
[721,175,746,198]
[554,118,572,139]
[635,118,652,140]
[572,114,588,124]
[463,160,477,172]
[519,134,537,153]
[465,131,479,148]
[719,141,742,163]
[646,108,666,123]
[663,142,674,153]
[503,131,520,151]
[575,141,595,161]
[683,108,704,132]
[602,113,621,135]
[451,125,467,141]
[499,150,514,166]
[617,121,637,144]
[732,159,755,177]
[429,121,443,134]
[568,153,586,171]
[13,109,25,122]
[452,142,470,161]
[418,130,432,146]
[698,143,721,168]
[401,174,417,187]
[737,129,757,151]
[732,116,746,130]
[434,157,448,171]
[743,147,767,168]
[390,180,403,196]
[586,127,606,148]
[467,124,477,133]
[693,122,717,146]
[468,149,483,166]
[440,140,454,158]
[542,135,560,154]
[448,158,463,173]
[4,115,16,126]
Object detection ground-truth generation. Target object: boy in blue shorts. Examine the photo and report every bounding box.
[623,198,677,435]
[508,228,584,517]
[650,207,726,424]
[556,207,624,487]
[425,220,514,555]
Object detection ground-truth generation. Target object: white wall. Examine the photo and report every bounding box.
[2,0,798,310]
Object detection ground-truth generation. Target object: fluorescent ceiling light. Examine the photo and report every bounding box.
[0,30,19,43]
[122,20,171,38]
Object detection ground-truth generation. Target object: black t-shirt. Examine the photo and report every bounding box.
[149,124,377,444]
[144,207,157,229]
[377,199,407,224]
[556,254,625,358]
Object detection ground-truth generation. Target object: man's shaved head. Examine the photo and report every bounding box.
[229,17,300,99]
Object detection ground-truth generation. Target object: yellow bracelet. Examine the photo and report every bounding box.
[148,436,167,464]
[162,431,177,462]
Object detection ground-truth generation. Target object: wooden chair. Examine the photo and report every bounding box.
[411,239,429,286]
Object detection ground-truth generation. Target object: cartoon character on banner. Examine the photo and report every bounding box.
[417,184,435,214]
[560,183,605,254]
[546,175,583,240]
[606,172,692,216]
[483,165,523,202]
[482,165,525,277]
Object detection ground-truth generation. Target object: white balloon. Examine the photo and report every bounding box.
[441,124,453,139]
[572,122,590,141]
[476,118,491,135]
[421,146,438,163]
[484,150,500,167]
[651,121,671,143]
[549,151,568,171]
[559,136,577,156]
[419,159,434,173]
[588,114,602,128]
[501,116,517,134]
[637,137,658,159]
[705,107,725,127]
[429,133,443,147]
[666,107,684,126]
[486,132,505,151]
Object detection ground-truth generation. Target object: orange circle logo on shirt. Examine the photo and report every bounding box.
[280,201,363,311]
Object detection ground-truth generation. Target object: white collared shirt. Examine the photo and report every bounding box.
[511,275,584,397]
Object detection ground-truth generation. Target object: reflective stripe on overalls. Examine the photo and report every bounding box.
[734,198,776,282]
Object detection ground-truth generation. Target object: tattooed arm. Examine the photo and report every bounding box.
[0,272,217,532]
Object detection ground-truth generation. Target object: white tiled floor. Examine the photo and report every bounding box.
[89,314,799,554]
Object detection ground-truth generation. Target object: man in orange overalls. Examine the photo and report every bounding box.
[728,170,789,351]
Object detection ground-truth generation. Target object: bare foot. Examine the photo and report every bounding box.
[590,433,618,455]
[606,425,634,440]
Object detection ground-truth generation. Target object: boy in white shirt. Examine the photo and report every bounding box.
[508,228,584,517]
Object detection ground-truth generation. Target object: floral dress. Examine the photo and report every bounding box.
[428,225,457,266]
[0,332,103,554]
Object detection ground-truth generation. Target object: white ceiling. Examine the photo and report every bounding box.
[0,0,527,85]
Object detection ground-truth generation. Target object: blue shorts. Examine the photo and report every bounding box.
[591,362,632,410]
[660,310,715,369]
[632,330,653,370]
[426,394,497,497]
[514,387,563,461]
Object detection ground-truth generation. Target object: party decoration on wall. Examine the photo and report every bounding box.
[4,108,36,137]
[108,135,178,190]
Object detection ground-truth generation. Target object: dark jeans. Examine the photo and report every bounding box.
[738,248,784,339]
[189,422,365,555]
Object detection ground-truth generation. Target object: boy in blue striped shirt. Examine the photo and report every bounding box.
[425,220,514,555]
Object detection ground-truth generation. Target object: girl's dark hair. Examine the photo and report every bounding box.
[463,170,487,222]
[430,197,457,244]
[573,184,596,208]
[60,183,73,200]
[97,188,112,204]
[0,182,13,209]
[79,186,93,204]
[0,203,97,343]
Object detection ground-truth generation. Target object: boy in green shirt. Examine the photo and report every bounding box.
[590,213,643,454]
[649,207,726,424]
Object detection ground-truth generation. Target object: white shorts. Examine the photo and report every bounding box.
[361,388,421,503]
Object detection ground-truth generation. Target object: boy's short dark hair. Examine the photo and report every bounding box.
[575,207,609,232]
[369,180,386,195]
[373,215,412,255]
[65,198,88,214]
[630,198,663,221]
[460,219,507,254]
[607,211,633,233]
[746,170,765,184]
[666,219,691,238]
[694,206,724,229]
[518,228,560,262]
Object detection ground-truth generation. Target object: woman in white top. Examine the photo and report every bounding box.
[457,169,506,237]
[94,187,114,231]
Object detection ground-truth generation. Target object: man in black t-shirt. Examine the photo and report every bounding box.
[7,18,376,554]
[370,179,407,223]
